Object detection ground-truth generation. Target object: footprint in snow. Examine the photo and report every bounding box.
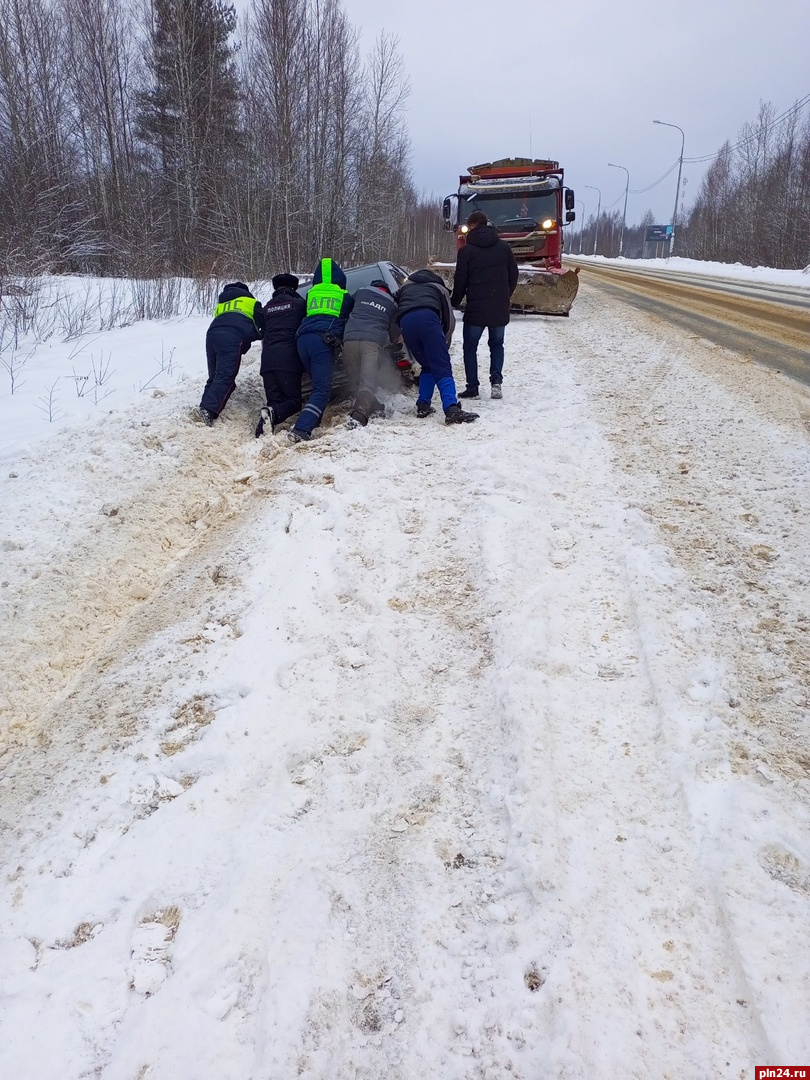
[128,906,181,996]
[758,844,810,895]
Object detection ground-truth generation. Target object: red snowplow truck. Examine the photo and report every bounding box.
[437,157,579,315]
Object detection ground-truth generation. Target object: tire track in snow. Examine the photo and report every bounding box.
[2,307,809,1076]
[551,289,810,1065]
[0,392,307,856]
[0,398,264,746]
[450,341,775,1076]
[199,428,543,1080]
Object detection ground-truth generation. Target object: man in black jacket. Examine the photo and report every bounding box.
[450,211,518,400]
[255,273,306,437]
[199,282,264,425]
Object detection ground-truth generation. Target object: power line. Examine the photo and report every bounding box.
[595,93,810,211]
[600,188,626,211]
[630,156,680,194]
[683,93,810,163]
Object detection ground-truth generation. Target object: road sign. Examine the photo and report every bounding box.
[646,225,673,242]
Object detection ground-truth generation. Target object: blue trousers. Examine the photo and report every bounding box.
[201,324,245,417]
[399,309,458,412]
[462,323,506,390]
[294,333,336,435]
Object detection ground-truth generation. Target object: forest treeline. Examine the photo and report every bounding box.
[0,0,452,279]
[685,101,810,268]
[574,101,810,268]
[2,0,806,280]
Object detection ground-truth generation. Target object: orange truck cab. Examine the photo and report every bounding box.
[442,157,576,270]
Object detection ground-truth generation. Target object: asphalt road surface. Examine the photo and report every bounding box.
[565,258,810,385]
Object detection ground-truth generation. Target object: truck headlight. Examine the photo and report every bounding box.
[541,218,555,230]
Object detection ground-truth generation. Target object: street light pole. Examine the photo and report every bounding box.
[653,119,685,257]
[585,185,601,255]
[576,200,585,254]
[607,163,629,257]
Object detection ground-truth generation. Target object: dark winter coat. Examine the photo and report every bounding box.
[343,286,399,347]
[210,282,265,345]
[297,259,354,341]
[450,226,519,326]
[395,269,455,344]
[261,287,307,372]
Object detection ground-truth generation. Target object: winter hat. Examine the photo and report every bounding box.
[227,281,251,293]
[272,273,300,291]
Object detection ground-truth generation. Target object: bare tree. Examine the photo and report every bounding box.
[352,32,412,262]
[0,0,77,269]
[137,0,243,272]
[61,0,139,270]
[0,0,455,278]
[686,102,810,268]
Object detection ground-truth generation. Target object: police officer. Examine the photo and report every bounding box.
[289,258,353,443]
[255,273,307,437]
[199,282,264,425]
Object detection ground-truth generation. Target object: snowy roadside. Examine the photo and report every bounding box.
[569,253,810,289]
[1,283,809,1078]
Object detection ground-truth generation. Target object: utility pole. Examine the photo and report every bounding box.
[653,120,685,256]
[576,200,585,254]
[608,163,630,257]
[585,185,601,255]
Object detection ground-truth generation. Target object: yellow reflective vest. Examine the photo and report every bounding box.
[305,258,348,318]
[213,294,258,328]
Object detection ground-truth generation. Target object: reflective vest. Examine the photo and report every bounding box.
[306,259,347,318]
[213,294,257,327]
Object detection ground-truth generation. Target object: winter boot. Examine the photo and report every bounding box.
[287,429,311,444]
[445,403,479,424]
[255,406,275,437]
[354,389,385,422]
[197,407,215,426]
[458,386,479,399]
[347,409,368,429]
[490,384,503,400]
[416,400,435,419]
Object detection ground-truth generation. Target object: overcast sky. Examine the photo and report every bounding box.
[333,0,809,227]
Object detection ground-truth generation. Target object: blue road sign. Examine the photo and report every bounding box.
[645,225,673,242]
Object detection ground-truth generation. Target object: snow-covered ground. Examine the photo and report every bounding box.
[569,253,810,288]
[1,277,809,1078]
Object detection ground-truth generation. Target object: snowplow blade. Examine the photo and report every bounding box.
[511,266,579,315]
[428,262,579,316]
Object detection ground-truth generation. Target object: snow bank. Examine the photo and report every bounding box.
[572,253,810,288]
[1,276,809,1077]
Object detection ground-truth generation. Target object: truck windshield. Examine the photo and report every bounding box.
[461,192,558,231]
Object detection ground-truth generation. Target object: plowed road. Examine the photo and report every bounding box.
[565,258,810,383]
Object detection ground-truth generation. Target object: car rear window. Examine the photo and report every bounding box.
[345,266,380,293]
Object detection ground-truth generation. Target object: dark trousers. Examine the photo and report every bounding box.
[462,323,506,389]
[399,309,458,412]
[262,368,303,425]
[201,324,245,417]
[293,333,336,436]
[342,339,383,397]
